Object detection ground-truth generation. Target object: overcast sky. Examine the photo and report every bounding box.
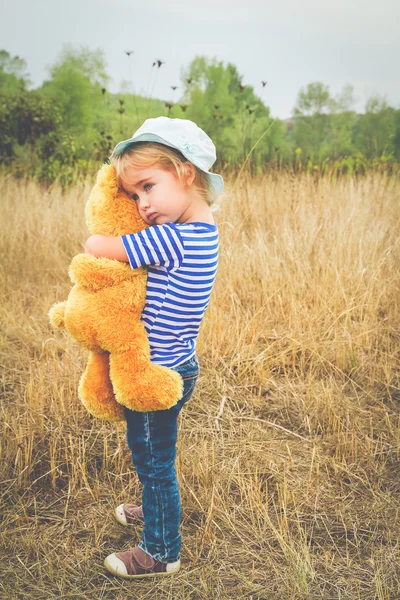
[1,0,399,119]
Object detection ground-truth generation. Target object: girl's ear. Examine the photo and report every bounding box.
[184,162,196,187]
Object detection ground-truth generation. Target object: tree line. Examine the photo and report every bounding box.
[1,46,399,186]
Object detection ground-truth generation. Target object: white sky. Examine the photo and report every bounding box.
[0,0,399,119]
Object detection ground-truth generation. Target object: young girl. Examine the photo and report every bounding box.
[84,117,223,579]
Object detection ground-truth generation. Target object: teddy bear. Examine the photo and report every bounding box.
[48,163,184,421]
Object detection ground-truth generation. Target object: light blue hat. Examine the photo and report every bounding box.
[110,116,224,195]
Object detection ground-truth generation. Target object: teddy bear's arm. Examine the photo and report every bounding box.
[49,301,66,329]
[69,253,145,291]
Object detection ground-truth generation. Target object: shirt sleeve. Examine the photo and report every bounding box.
[121,223,185,270]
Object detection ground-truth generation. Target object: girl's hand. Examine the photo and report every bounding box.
[83,235,96,255]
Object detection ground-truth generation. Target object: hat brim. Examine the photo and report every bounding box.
[110,134,224,195]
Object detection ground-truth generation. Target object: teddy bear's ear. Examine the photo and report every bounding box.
[86,160,148,236]
[96,163,119,197]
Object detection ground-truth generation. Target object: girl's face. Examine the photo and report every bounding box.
[119,164,193,226]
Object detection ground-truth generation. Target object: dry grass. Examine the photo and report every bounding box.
[1,169,399,599]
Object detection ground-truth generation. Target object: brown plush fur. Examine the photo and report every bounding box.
[49,164,183,421]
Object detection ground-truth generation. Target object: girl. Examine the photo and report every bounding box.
[84,116,223,579]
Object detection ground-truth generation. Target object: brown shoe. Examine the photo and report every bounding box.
[115,503,144,526]
[104,545,180,579]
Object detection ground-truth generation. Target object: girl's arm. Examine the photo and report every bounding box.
[84,234,129,262]
[85,224,185,271]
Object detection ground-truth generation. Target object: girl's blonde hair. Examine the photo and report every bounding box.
[111,141,217,206]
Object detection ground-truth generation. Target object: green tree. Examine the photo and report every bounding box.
[0,49,30,95]
[292,82,359,162]
[40,45,109,134]
[0,89,62,162]
[179,56,282,171]
[327,84,357,158]
[354,96,396,158]
[294,82,332,116]
[393,109,400,162]
[291,82,333,162]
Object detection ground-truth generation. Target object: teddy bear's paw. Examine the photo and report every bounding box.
[78,352,126,422]
[69,253,141,291]
[48,301,66,329]
[81,395,126,421]
[110,358,184,412]
[79,376,125,422]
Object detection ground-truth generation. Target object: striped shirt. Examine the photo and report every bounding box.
[121,221,219,368]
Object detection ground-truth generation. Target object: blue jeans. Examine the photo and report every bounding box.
[124,354,200,563]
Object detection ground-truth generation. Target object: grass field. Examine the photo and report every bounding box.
[1,169,399,599]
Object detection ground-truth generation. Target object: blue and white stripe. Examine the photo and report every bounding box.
[121,222,219,368]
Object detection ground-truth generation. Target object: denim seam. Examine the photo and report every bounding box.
[181,374,199,381]
[145,413,170,563]
[160,485,167,561]
[143,413,156,557]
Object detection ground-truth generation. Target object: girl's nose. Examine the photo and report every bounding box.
[138,197,149,210]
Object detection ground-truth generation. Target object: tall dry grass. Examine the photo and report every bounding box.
[0,169,399,599]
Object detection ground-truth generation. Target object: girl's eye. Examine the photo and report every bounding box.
[129,183,153,201]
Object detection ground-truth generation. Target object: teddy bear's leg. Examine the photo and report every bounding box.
[79,351,126,421]
[109,325,184,412]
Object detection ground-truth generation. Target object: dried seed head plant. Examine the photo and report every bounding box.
[1,167,400,597]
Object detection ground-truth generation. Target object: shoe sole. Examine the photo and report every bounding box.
[104,556,181,579]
